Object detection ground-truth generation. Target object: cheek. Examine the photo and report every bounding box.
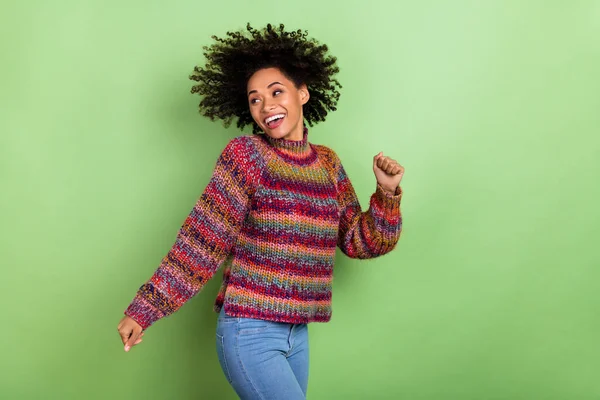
[249,107,260,122]
[281,97,296,113]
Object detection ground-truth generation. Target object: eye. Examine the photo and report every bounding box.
[273,89,283,96]
[250,98,260,104]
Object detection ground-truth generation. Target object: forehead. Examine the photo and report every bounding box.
[247,67,293,91]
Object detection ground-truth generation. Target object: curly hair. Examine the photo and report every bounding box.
[189,23,342,133]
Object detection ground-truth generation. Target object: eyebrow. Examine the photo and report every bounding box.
[248,81,283,96]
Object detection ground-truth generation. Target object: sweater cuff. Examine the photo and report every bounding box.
[124,295,164,330]
[375,183,403,209]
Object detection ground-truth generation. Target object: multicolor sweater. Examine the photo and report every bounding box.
[125,128,403,329]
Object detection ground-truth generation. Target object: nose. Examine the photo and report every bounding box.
[262,97,277,112]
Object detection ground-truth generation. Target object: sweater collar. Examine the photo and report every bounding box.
[261,126,317,165]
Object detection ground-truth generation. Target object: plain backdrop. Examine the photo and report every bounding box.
[1,1,599,399]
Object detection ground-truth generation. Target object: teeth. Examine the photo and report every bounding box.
[265,114,285,124]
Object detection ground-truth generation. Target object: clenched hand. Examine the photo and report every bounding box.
[373,152,404,194]
[117,315,144,352]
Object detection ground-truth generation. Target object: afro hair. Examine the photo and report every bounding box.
[189,23,342,133]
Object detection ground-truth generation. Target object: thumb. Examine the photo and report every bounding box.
[125,328,142,352]
[373,152,383,168]
[119,328,131,346]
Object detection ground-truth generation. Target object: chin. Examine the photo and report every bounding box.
[263,128,290,139]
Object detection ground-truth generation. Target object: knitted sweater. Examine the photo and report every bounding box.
[125,128,403,329]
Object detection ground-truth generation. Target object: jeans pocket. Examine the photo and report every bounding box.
[237,317,270,335]
[215,333,233,384]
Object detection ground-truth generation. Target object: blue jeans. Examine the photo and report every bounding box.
[215,306,310,399]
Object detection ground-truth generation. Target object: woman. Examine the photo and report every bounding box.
[117,23,405,399]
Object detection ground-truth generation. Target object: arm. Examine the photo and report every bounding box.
[124,137,262,329]
[335,154,403,259]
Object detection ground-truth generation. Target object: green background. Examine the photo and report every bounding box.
[1,1,598,399]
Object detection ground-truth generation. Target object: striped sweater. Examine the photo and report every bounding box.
[125,128,403,329]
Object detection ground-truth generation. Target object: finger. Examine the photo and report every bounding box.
[133,331,145,345]
[380,157,391,170]
[125,327,142,352]
[125,331,140,351]
[373,152,383,164]
[119,328,131,346]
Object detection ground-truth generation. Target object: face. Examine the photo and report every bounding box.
[247,67,310,141]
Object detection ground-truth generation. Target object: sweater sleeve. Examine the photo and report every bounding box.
[334,153,403,259]
[124,136,262,329]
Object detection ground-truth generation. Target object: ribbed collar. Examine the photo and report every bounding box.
[260,126,317,165]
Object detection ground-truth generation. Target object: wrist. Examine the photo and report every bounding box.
[378,183,399,196]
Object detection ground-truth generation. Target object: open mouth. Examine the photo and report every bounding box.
[264,113,285,129]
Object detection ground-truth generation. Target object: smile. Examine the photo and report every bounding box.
[264,114,285,129]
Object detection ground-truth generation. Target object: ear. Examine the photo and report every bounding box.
[298,84,310,105]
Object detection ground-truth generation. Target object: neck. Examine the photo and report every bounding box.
[283,123,305,141]
[261,126,316,165]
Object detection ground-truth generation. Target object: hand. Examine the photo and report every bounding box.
[373,152,404,194]
[117,315,144,352]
